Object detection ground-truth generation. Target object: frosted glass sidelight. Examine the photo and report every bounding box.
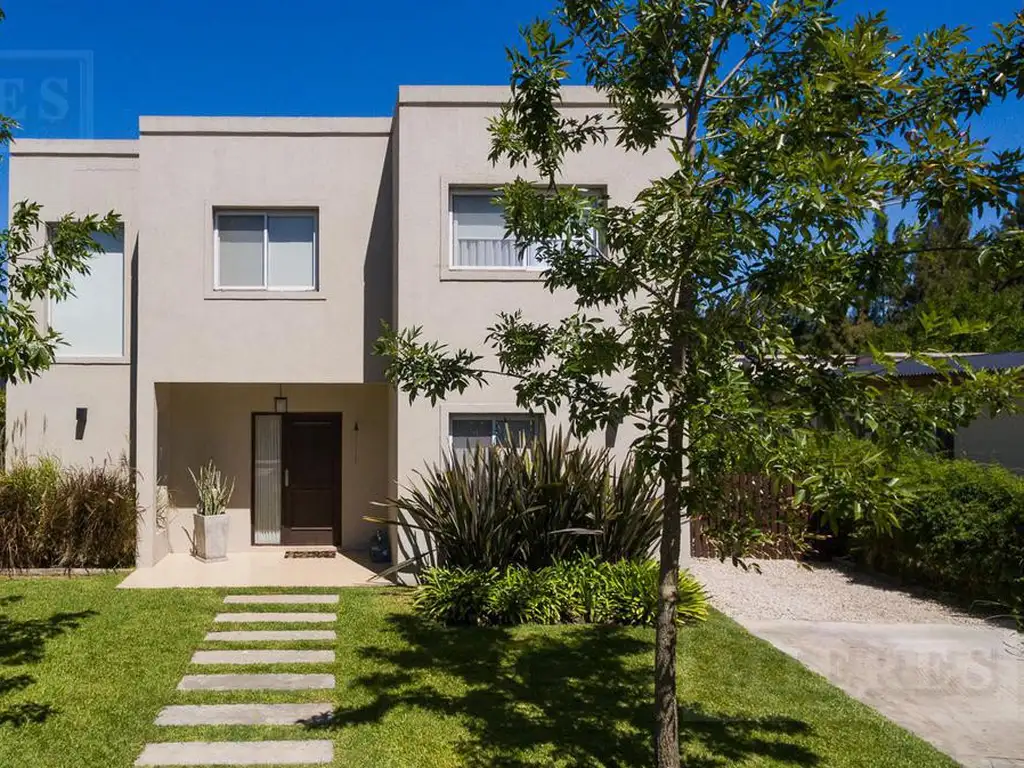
[253,414,282,544]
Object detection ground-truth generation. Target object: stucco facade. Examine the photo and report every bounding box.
[6,86,685,573]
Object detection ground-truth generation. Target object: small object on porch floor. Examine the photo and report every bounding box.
[284,550,336,559]
[369,528,391,563]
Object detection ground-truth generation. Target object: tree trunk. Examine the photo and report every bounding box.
[654,377,686,767]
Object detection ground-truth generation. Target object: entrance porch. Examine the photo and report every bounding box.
[118,548,387,588]
[150,383,390,562]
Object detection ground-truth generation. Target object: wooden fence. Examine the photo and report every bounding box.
[689,474,809,559]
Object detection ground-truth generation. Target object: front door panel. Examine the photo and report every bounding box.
[282,414,341,546]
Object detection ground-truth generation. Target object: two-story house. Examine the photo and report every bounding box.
[5,86,679,574]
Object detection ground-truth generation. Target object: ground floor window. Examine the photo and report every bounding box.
[449,413,543,460]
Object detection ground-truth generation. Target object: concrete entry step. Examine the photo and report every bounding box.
[224,594,339,605]
[213,612,336,624]
[178,673,335,691]
[205,630,336,642]
[135,739,333,765]
[154,703,334,727]
[190,649,334,665]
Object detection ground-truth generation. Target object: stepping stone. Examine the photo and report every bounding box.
[135,740,332,765]
[190,649,334,665]
[205,630,336,642]
[178,673,335,691]
[154,703,334,726]
[213,612,335,623]
[224,594,339,605]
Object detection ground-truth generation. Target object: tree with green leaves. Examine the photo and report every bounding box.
[792,197,1024,354]
[0,8,120,384]
[376,2,1024,764]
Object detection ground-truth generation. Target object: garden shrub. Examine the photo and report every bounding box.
[413,559,709,627]
[0,458,138,571]
[854,453,1024,609]
[385,429,662,570]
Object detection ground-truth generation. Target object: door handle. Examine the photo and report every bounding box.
[284,469,289,488]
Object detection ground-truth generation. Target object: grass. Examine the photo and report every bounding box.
[0,576,956,767]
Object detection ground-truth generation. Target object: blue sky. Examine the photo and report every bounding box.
[1,0,1021,226]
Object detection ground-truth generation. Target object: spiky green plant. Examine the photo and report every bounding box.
[374,429,661,571]
[188,460,234,516]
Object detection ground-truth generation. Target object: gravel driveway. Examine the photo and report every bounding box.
[687,557,991,625]
[687,558,1023,768]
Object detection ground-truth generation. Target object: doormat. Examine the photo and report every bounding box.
[284,550,337,559]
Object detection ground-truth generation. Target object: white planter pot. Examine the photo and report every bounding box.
[194,513,229,562]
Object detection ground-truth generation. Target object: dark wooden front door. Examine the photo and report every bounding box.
[282,414,342,546]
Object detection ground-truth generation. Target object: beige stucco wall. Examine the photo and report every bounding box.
[135,117,393,384]
[391,87,682,571]
[5,141,138,469]
[157,383,389,555]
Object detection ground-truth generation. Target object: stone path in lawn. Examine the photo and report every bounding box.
[135,593,339,766]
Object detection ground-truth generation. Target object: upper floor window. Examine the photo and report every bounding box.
[50,230,124,359]
[450,189,602,271]
[215,211,317,291]
[451,191,543,270]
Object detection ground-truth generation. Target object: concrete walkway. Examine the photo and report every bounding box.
[690,559,1024,768]
[744,619,1023,768]
[135,593,339,766]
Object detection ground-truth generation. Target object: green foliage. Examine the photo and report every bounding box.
[0,458,138,571]
[854,454,1024,609]
[378,429,662,570]
[413,559,709,627]
[188,459,234,516]
[795,203,1024,355]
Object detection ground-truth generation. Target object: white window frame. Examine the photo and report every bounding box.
[448,413,545,452]
[449,188,602,271]
[213,210,318,292]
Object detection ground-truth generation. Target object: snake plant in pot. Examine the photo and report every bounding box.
[189,460,235,562]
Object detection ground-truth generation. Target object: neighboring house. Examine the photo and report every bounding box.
[5,86,678,571]
[850,352,1024,473]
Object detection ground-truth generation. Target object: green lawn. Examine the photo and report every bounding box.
[0,575,955,767]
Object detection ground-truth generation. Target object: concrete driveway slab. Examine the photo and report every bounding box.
[741,619,1024,768]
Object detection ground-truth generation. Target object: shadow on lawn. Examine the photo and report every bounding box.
[310,613,819,767]
[0,595,96,727]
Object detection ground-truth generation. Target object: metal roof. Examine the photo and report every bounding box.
[849,351,1024,378]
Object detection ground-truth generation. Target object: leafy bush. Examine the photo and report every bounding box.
[0,458,138,571]
[413,558,709,627]
[854,453,1024,608]
[382,429,662,570]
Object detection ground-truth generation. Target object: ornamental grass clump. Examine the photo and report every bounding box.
[0,457,137,571]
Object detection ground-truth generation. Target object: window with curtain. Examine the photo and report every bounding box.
[215,211,317,290]
[451,192,543,269]
[449,414,543,460]
[450,190,601,270]
[49,230,125,358]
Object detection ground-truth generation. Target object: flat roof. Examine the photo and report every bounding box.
[138,116,392,136]
[10,139,139,157]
